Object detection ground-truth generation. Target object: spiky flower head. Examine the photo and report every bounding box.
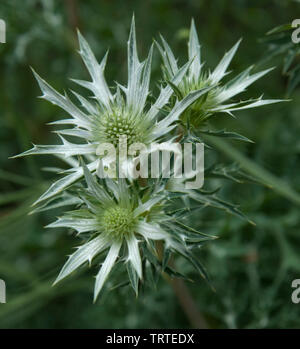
[11,15,286,303]
[156,19,284,127]
[47,161,214,301]
[13,16,212,206]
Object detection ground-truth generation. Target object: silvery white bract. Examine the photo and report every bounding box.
[156,19,284,127]
[14,16,212,205]
[47,161,215,301]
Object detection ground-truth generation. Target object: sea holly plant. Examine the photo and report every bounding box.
[13,16,212,206]
[260,21,300,96]
[47,160,215,301]
[156,19,283,129]
[13,16,284,301]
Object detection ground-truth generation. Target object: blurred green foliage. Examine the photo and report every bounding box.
[0,0,300,328]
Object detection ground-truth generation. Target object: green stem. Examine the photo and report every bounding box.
[202,135,300,205]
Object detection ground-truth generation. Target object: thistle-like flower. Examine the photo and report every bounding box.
[12,16,285,303]
[13,16,212,205]
[156,19,283,127]
[47,161,214,301]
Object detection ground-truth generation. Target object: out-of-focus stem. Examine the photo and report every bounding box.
[165,275,209,329]
[65,0,80,32]
[156,241,209,329]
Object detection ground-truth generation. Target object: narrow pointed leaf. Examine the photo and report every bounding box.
[32,69,91,128]
[94,242,121,302]
[188,19,201,79]
[210,40,241,84]
[77,31,112,107]
[54,235,109,285]
[126,234,142,279]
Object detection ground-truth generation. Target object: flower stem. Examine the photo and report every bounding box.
[156,241,209,329]
[166,275,209,329]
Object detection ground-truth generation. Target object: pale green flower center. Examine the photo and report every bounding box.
[92,106,151,147]
[103,116,141,146]
[179,77,220,126]
[101,206,135,239]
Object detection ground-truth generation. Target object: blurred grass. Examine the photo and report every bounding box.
[0,0,300,328]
